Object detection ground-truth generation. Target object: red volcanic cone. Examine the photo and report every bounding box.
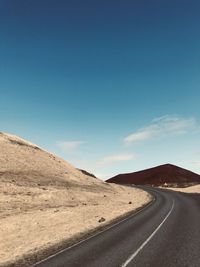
[106,164,200,187]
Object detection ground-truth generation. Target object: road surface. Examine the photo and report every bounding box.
[33,186,200,267]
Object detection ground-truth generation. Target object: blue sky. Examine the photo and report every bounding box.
[1,0,200,179]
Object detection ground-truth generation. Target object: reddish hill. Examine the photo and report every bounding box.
[106,164,200,187]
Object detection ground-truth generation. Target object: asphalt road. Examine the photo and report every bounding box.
[33,186,200,267]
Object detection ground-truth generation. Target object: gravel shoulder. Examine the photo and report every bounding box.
[0,183,151,267]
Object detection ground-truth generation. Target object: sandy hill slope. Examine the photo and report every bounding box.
[0,132,98,187]
[107,163,200,187]
[0,132,151,267]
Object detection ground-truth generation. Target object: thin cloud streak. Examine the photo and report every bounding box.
[98,153,136,166]
[124,115,198,145]
[56,141,86,151]
[192,161,200,167]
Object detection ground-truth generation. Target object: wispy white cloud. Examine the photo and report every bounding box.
[124,115,198,145]
[191,161,200,167]
[56,140,86,151]
[98,153,136,166]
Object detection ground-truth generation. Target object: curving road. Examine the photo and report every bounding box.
[33,186,200,267]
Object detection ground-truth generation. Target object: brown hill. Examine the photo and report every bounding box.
[106,164,200,187]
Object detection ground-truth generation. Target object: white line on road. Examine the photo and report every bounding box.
[121,199,175,267]
[32,198,155,266]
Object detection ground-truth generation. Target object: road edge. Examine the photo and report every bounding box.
[2,190,155,267]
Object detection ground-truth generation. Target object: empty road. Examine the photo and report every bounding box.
[33,186,200,267]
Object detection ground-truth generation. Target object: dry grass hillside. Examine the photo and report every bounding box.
[0,132,151,267]
[0,132,99,188]
[167,184,200,194]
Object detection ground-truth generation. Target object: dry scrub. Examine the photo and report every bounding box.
[0,132,151,266]
[167,184,200,193]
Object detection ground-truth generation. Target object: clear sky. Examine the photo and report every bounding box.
[1,0,200,179]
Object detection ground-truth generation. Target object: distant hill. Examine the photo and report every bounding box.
[77,169,96,178]
[106,164,200,187]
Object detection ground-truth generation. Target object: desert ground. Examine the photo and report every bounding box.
[167,184,200,193]
[0,132,151,267]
